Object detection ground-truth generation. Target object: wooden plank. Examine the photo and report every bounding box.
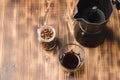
[0,3,4,80]
[1,0,18,79]
[0,0,4,69]
[0,0,120,80]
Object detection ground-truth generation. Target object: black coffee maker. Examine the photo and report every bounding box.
[74,0,120,47]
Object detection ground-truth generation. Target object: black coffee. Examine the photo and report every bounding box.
[61,53,79,69]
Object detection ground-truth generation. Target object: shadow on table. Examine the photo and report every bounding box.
[105,27,120,48]
[66,64,85,80]
[52,38,62,54]
[78,64,85,74]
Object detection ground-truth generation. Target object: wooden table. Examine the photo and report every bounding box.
[0,0,120,80]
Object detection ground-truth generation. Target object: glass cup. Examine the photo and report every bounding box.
[58,44,85,72]
[37,25,57,51]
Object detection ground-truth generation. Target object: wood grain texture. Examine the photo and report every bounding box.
[0,0,120,80]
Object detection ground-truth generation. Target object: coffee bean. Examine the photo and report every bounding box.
[41,28,54,40]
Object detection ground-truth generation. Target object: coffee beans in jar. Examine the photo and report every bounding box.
[41,28,54,40]
[37,25,57,51]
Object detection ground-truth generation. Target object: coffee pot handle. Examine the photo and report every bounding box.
[112,0,120,10]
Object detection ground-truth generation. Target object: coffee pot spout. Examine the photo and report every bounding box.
[73,12,82,21]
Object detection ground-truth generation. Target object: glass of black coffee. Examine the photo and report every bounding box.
[58,44,85,72]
